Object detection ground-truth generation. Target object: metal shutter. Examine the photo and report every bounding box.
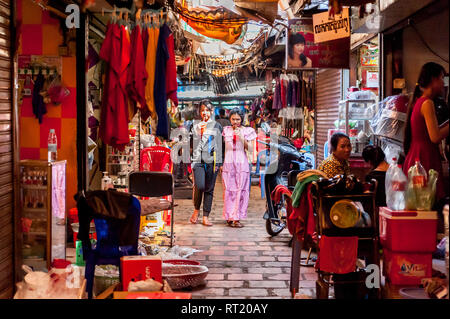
[315,69,342,168]
[0,0,14,299]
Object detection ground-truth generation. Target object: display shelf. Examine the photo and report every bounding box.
[18,160,67,275]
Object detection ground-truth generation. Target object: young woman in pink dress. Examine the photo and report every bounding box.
[403,62,449,202]
[222,108,257,228]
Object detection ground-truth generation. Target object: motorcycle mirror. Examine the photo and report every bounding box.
[261,122,271,135]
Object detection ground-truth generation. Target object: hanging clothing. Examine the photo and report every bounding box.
[32,73,46,123]
[99,23,131,150]
[145,27,159,120]
[126,25,148,112]
[154,24,171,139]
[222,126,257,221]
[142,26,149,60]
[165,29,178,107]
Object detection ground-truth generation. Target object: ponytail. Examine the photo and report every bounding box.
[404,84,422,155]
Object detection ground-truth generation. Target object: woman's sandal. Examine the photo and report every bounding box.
[189,215,198,224]
[233,221,244,228]
[202,221,213,227]
[227,220,234,227]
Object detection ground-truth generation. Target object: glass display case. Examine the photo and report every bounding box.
[19,160,66,272]
[338,93,377,156]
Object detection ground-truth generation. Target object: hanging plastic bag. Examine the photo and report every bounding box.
[47,75,70,105]
[371,95,409,142]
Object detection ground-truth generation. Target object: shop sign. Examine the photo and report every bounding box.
[312,8,351,44]
[286,18,350,69]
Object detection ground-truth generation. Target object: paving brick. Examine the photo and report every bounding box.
[267,274,291,281]
[302,273,318,281]
[228,289,269,297]
[242,246,272,251]
[265,262,291,267]
[206,281,244,288]
[243,256,276,262]
[277,257,292,262]
[197,250,225,256]
[228,274,263,281]
[228,250,259,256]
[262,250,292,256]
[209,255,241,261]
[247,267,283,274]
[228,242,257,246]
[192,288,225,296]
[206,274,224,280]
[272,288,292,297]
[299,280,317,288]
[249,281,287,288]
[208,268,243,274]
[210,245,240,251]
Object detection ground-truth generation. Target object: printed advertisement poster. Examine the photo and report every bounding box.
[286,18,350,69]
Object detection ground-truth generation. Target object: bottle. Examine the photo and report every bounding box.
[101,172,111,190]
[409,159,428,210]
[386,164,407,211]
[47,129,57,162]
[385,157,397,194]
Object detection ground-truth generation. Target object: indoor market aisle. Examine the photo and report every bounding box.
[173,176,317,299]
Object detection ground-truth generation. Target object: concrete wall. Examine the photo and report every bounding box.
[402,8,449,94]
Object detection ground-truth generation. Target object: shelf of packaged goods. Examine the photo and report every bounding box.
[21,185,48,190]
[22,207,47,213]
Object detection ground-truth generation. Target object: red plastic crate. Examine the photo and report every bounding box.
[379,207,437,253]
[383,249,432,285]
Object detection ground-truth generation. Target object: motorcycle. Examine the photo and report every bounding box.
[258,123,314,236]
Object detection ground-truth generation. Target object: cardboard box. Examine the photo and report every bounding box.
[121,256,162,291]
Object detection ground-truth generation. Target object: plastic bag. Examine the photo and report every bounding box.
[383,142,403,165]
[47,75,70,105]
[371,95,409,142]
[405,168,438,211]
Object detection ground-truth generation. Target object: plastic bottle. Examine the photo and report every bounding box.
[47,129,57,162]
[385,157,397,194]
[101,172,112,190]
[409,158,428,210]
[386,164,407,211]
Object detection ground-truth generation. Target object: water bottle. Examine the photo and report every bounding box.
[47,129,57,162]
[409,158,428,210]
[385,157,397,194]
[386,164,407,211]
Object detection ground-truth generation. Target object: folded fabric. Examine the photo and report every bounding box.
[291,174,321,208]
[317,235,358,274]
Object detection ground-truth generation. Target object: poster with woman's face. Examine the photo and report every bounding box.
[287,18,350,69]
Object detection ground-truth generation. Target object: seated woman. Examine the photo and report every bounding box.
[319,132,352,178]
[362,145,389,207]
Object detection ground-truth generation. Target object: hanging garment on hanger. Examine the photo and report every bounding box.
[145,26,159,120]
[126,25,148,113]
[272,77,282,110]
[142,25,149,60]
[280,74,288,109]
[32,73,46,123]
[154,23,171,140]
[165,25,178,107]
[99,23,131,151]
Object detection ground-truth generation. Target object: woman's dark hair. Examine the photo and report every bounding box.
[200,99,213,112]
[229,108,244,124]
[362,145,385,168]
[404,62,445,154]
[288,33,307,67]
[330,132,349,152]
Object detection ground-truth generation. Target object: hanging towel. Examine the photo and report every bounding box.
[317,235,358,274]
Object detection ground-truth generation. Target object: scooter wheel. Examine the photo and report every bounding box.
[265,218,284,237]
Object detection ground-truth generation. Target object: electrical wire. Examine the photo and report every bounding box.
[410,22,449,64]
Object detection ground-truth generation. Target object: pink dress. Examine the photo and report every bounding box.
[222,126,257,221]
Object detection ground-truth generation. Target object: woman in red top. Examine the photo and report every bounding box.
[403,62,449,201]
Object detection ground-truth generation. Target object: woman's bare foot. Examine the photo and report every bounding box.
[202,216,213,226]
[189,210,199,224]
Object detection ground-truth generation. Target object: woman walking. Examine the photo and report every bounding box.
[189,100,223,226]
[222,108,257,228]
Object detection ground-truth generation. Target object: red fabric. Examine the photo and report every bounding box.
[99,24,130,151]
[280,78,287,108]
[317,236,358,274]
[165,33,178,106]
[271,184,316,242]
[403,97,444,200]
[126,25,148,110]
